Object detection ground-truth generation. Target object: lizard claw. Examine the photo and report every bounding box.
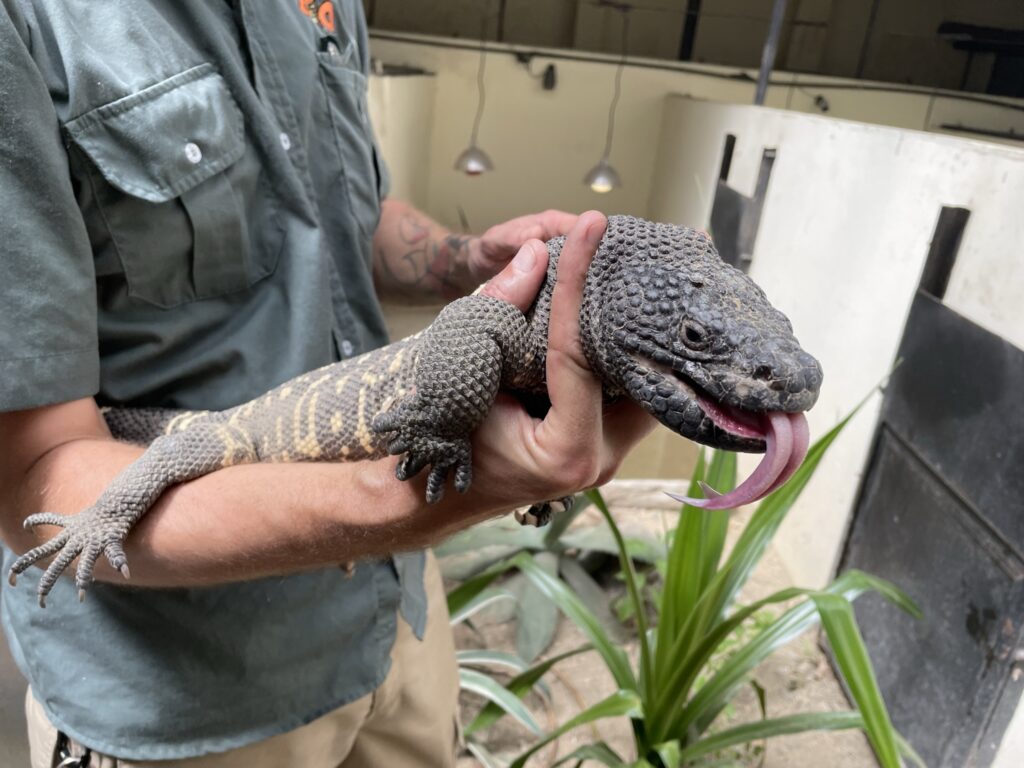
[372,400,474,503]
[9,506,132,606]
[514,496,574,527]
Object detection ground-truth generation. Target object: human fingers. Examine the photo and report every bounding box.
[505,210,579,250]
[532,209,579,240]
[533,211,608,452]
[509,210,577,249]
[477,240,549,312]
[481,210,579,256]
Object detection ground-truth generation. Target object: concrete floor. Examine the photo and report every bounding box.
[0,610,30,767]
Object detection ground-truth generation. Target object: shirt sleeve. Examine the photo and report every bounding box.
[0,1,100,412]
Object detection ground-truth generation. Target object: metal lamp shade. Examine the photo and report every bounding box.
[583,159,622,193]
[454,145,494,176]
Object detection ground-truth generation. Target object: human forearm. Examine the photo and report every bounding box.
[4,214,657,599]
[372,198,479,303]
[371,200,582,303]
[3,434,503,588]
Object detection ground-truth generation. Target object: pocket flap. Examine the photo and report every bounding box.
[65,64,245,203]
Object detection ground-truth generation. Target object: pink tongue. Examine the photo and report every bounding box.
[666,412,809,510]
[762,413,809,496]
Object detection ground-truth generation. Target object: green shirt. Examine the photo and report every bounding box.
[0,0,426,758]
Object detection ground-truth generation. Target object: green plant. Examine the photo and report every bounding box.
[447,569,544,764]
[437,495,662,662]
[446,560,597,766]
[500,407,926,767]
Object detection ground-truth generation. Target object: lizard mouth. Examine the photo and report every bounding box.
[636,356,811,509]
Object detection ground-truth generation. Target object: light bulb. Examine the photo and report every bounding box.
[583,159,621,193]
[454,145,494,176]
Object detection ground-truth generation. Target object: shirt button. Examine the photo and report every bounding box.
[340,339,354,357]
[184,142,203,164]
[279,132,291,151]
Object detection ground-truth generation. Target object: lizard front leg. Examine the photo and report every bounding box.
[8,422,257,605]
[372,295,541,503]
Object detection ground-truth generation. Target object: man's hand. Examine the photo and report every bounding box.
[372,199,578,303]
[369,211,656,545]
[467,209,579,284]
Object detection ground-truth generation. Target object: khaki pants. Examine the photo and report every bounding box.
[26,555,459,768]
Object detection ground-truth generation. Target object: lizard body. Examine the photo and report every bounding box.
[10,216,823,604]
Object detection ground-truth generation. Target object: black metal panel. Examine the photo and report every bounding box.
[919,207,970,301]
[844,431,1024,766]
[882,293,1024,551]
[710,181,744,268]
[841,290,1024,767]
[710,144,776,272]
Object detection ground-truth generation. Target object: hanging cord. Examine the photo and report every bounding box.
[601,8,630,162]
[469,15,489,146]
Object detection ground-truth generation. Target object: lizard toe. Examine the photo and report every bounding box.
[396,453,430,482]
[454,461,472,494]
[386,437,411,456]
[74,543,104,597]
[514,496,573,528]
[103,542,130,579]
[23,512,68,530]
[426,465,449,504]
[515,505,549,527]
[11,503,133,605]
[8,531,71,585]
[38,542,84,607]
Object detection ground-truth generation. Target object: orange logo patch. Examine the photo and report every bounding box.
[297,0,336,33]
[317,2,336,32]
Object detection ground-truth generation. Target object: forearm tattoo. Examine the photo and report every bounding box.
[378,213,477,301]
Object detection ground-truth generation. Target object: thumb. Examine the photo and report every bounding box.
[478,239,549,312]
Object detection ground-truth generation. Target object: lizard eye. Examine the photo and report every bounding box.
[682,321,709,349]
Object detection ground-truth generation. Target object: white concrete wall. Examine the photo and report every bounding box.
[994,698,1024,768]
[649,96,1024,589]
[367,71,437,209]
[650,97,1024,762]
[944,181,1024,352]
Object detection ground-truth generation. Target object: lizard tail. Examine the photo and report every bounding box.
[102,406,204,445]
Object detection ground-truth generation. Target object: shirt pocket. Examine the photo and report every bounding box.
[65,63,281,309]
[316,49,385,241]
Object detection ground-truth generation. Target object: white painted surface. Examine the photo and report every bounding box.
[649,97,1024,590]
[367,71,437,210]
[650,98,1024,756]
[994,692,1024,768]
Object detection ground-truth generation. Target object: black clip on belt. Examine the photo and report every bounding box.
[54,731,91,768]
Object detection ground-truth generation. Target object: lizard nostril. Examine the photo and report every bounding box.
[752,365,773,381]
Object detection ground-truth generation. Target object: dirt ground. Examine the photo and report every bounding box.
[452,481,878,768]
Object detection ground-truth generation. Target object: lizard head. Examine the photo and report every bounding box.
[583,216,823,509]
